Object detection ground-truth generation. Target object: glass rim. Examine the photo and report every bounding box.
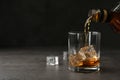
[68,31,101,35]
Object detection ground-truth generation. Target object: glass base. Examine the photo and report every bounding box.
[68,66,100,73]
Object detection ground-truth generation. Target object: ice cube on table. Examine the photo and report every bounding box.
[63,51,68,60]
[46,56,59,65]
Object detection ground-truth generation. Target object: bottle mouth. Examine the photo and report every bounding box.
[88,9,108,23]
[88,9,100,17]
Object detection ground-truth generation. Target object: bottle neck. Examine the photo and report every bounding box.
[91,9,109,23]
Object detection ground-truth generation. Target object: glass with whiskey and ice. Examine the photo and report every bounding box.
[68,31,101,72]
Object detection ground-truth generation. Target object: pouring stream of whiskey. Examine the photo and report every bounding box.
[84,16,92,46]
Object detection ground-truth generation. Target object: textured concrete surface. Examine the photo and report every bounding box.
[0,48,120,80]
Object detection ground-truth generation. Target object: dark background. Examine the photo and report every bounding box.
[0,0,120,49]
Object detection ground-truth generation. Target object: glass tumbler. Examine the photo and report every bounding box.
[68,31,101,72]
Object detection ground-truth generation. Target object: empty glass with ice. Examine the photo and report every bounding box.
[68,31,101,72]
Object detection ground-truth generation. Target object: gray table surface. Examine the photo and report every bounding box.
[0,47,120,80]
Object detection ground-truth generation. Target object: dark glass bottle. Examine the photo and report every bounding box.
[88,2,120,33]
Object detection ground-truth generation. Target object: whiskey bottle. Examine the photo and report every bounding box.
[88,2,120,33]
